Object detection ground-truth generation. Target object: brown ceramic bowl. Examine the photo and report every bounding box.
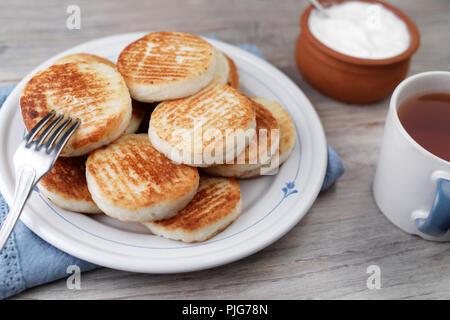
[295,0,420,104]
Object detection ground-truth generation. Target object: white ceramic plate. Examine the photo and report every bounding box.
[0,32,327,273]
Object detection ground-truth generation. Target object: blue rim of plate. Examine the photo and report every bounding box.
[34,58,304,250]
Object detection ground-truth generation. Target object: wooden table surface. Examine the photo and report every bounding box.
[1,0,449,300]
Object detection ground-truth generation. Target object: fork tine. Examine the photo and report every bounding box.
[48,118,80,155]
[25,111,56,144]
[34,113,64,148]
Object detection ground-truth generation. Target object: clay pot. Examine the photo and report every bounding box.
[295,0,420,104]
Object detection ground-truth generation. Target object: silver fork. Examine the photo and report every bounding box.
[0,111,80,251]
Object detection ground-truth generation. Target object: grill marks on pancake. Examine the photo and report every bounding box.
[152,177,240,231]
[220,101,279,165]
[125,99,147,134]
[117,32,214,84]
[152,84,255,148]
[39,157,92,202]
[225,55,239,89]
[86,134,199,209]
[244,101,279,163]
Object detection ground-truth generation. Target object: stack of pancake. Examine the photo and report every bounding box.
[20,32,295,243]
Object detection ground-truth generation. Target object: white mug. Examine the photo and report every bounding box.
[373,71,450,241]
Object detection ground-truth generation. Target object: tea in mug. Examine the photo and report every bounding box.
[398,92,450,162]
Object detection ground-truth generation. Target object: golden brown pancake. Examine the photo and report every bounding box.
[86,134,199,222]
[117,31,217,102]
[143,176,241,242]
[38,157,101,214]
[20,58,132,157]
[149,83,257,166]
[225,55,239,89]
[202,100,280,178]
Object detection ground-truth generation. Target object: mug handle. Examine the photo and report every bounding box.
[415,178,450,237]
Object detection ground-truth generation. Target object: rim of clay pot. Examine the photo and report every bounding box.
[300,0,420,66]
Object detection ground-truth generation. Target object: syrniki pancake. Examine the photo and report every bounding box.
[240,97,296,178]
[143,176,241,243]
[53,53,116,68]
[124,100,147,134]
[117,31,217,102]
[203,100,280,178]
[212,49,239,89]
[149,83,257,167]
[20,57,132,157]
[38,157,101,214]
[86,134,199,222]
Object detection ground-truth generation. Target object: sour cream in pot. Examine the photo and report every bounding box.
[308,1,411,59]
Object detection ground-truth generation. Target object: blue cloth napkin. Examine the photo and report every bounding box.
[0,44,344,299]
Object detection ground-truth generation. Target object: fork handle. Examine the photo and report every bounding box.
[0,166,36,251]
